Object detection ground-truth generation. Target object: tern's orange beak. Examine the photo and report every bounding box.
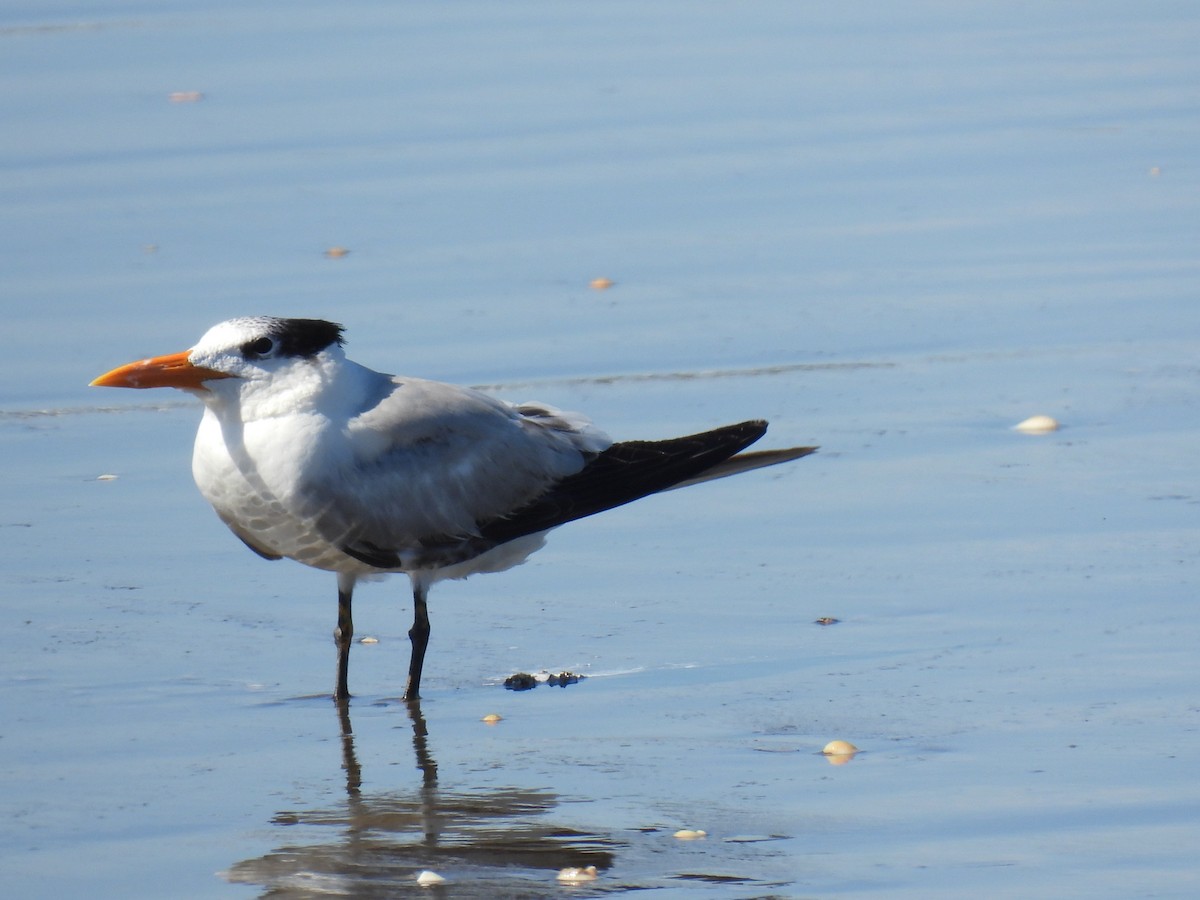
[90,350,232,391]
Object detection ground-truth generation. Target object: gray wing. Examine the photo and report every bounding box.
[337,414,813,571]
[302,377,609,568]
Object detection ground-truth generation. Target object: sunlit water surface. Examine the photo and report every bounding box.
[2,3,1198,897]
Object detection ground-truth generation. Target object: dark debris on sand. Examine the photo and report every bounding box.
[504,671,585,691]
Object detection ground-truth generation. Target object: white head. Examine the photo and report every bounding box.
[189,317,346,382]
[91,317,347,397]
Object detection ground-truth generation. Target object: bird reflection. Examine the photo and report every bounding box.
[224,700,618,897]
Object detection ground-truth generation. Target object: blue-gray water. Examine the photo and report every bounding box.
[2,2,1198,897]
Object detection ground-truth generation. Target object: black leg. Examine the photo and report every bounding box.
[402,580,430,701]
[334,574,355,701]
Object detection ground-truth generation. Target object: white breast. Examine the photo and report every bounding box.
[193,406,372,573]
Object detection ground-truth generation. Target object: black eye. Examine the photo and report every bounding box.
[243,336,276,359]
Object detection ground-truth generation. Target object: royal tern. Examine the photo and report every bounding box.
[91,317,816,700]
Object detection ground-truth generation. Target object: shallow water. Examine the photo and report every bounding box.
[3,2,1199,897]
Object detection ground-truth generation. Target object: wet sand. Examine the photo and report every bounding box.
[3,2,1199,897]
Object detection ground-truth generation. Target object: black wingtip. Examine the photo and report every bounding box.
[477,419,777,546]
[735,418,769,438]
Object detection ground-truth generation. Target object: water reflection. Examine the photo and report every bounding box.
[224,701,619,897]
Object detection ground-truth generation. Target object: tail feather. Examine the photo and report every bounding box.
[668,445,817,489]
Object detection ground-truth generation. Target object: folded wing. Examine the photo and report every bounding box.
[340,419,815,570]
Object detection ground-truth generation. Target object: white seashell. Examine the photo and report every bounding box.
[556,865,598,882]
[1014,414,1060,434]
[673,829,707,840]
[416,870,445,886]
[822,739,858,755]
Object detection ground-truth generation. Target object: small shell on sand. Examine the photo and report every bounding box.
[481,713,502,725]
[1014,414,1060,434]
[416,870,445,886]
[822,739,859,756]
[556,866,598,882]
[673,829,707,840]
